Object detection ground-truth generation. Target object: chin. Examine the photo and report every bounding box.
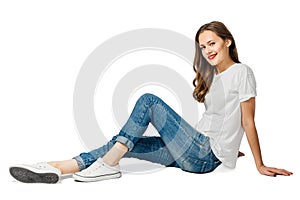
[205,58,219,66]
[208,61,218,66]
[212,59,222,66]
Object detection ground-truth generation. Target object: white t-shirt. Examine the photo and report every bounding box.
[196,63,257,168]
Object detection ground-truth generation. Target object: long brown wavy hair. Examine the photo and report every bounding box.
[193,21,240,102]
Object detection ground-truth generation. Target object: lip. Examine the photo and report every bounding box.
[208,53,217,60]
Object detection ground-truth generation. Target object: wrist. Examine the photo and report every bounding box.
[256,162,264,170]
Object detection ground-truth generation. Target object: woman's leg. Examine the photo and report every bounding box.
[112,93,205,168]
[102,141,128,166]
[47,134,179,174]
[74,93,212,172]
[124,136,179,167]
[9,93,213,183]
[48,159,79,174]
[73,134,179,172]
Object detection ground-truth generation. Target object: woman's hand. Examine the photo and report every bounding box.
[258,165,293,177]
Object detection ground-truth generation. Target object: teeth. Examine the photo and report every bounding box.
[209,54,216,59]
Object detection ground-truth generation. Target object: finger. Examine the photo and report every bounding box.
[276,169,291,176]
[282,169,293,175]
[276,169,293,176]
[269,168,292,176]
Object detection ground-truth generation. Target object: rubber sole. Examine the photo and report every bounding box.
[73,172,121,182]
[9,167,59,184]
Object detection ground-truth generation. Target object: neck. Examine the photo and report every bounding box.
[216,59,236,74]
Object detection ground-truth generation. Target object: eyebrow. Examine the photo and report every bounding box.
[200,40,214,46]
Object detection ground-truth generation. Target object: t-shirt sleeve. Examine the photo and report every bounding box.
[238,66,257,102]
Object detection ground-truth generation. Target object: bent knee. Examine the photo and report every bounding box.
[140,93,156,99]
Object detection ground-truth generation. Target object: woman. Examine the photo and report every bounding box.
[9,21,292,183]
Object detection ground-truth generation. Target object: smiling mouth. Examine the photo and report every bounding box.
[208,53,217,60]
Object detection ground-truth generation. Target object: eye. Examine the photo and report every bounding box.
[199,45,205,50]
[209,42,215,46]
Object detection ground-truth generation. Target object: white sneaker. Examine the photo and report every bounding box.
[9,162,61,184]
[73,158,121,182]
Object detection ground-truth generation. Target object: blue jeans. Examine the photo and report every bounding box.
[74,93,221,173]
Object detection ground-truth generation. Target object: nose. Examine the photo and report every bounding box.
[203,46,212,55]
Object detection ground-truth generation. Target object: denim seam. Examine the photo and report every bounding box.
[138,96,152,125]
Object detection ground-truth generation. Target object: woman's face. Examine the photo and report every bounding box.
[198,30,231,67]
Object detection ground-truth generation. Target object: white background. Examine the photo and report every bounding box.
[1,0,299,199]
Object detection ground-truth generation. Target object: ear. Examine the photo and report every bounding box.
[226,39,232,47]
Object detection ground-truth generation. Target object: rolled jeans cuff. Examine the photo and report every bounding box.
[116,135,134,151]
[73,155,86,171]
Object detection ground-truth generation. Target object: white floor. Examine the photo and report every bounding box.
[3,155,298,200]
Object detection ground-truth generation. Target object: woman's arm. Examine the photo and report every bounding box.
[240,97,293,176]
